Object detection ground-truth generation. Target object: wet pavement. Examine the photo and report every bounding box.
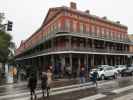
[0,76,133,100]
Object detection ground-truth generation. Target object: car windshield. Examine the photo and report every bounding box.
[115,66,119,68]
[97,67,103,71]
[91,69,97,71]
[115,65,125,68]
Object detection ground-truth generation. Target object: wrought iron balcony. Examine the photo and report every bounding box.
[16,46,133,61]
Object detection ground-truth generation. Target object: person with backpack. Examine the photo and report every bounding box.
[92,70,98,87]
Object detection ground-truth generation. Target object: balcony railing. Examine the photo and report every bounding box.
[16,45,133,60]
[46,46,129,54]
[16,28,131,56]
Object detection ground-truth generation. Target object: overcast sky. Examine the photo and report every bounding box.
[0,0,133,47]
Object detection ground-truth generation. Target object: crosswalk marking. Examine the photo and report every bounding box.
[111,85,133,94]
[113,92,133,100]
[0,84,95,100]
[79,94,106,100]
[2,80,133,100]
[0,81,115,100]
[77,84,133,100]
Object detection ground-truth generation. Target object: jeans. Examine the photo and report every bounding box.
[80,77,85,83]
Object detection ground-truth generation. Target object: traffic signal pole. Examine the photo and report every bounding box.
[0,21,13,32]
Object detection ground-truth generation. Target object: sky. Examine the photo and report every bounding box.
[0,0,133,47]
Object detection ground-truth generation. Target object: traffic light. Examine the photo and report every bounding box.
[7,21,13,31]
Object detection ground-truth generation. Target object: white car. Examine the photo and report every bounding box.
[90,65,118,80]
[114,65,126,73]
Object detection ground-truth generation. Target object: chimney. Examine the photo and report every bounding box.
[70,2,77,9]
[102,16,107,20]
[85,10,90,14]
[116,21,120,24]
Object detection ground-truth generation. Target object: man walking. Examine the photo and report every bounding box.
[28,73,37,99]
[41,71,47,97]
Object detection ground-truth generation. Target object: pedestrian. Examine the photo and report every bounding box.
[28,73,37,99]
[79,67,86,84]
[92,70,98,87]
[41,71,48,97]
[47,69,52,97]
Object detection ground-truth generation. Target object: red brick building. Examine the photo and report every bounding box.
[16,2,133,77]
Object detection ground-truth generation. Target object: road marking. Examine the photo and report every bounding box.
[79,93,106,100]
[113,92,133,100]
[111,85,133,94]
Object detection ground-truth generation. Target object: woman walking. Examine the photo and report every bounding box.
[47,69,52,97]
[79,67,86,84]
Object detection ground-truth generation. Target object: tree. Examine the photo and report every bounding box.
[0,31,13,63]
[0,13,15,63]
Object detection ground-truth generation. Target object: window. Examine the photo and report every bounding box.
[91,25,95,33]
[58,22,61,30]
[96,26,100,36]
[73,21,77,32]
[105,29,108,38]
[118,32,120,40]
[53,23,58,31]
[64,19,70,31]
[110,31,112,39]
[64,11,68,16]
[121,33,123,40]
[83,24,86,33]
[86,24,90,33]
[113,32,116,40]
[101,28,104,37]
[80,23,84,33]
[50,25,53,33]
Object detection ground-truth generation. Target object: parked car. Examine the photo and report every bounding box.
[121,65,133,76]
[90,65,118,80]
[114,65,126,73]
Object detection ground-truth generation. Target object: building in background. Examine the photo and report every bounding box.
[15,2,133,78]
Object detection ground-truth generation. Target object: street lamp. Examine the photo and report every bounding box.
[127,55,132,66]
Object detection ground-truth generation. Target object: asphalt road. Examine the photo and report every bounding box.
[0,76,133,100]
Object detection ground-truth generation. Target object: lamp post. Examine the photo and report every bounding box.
[127,55,132,66]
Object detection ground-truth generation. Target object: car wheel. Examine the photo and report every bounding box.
[101,75,105,80]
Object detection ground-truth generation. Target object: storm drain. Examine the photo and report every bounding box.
[102,91,116,95]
